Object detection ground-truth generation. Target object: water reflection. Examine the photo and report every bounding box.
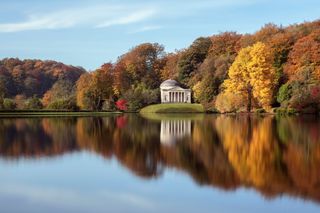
[0,114,320,204]
[160,119,191,145]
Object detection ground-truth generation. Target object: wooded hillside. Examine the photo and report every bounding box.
[1,19,320,112]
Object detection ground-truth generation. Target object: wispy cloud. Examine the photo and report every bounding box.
[0,5,157,32]
[0,0,261,33]
[0,183,155,210]
[129,25,163,34]
[95,9,156,28]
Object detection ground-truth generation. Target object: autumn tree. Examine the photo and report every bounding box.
[0,76,6,109]
[76,63,114,110]
[222,42,276,112]
[192,32,241,106]
[284,30,320,81]
[113,43,166,95]
[0,58,85,99]
[160,52,181,80]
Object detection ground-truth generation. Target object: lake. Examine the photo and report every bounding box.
[0,114,319,213]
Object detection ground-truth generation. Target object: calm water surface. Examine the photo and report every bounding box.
[0,114,320,213]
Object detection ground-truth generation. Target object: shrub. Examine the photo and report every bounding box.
[276,107,297,115]
[47,97,78,111]
[123,83,159,111]
[25,96,42,109]
[255,108,266,113]
[116,99,128,111]
[277,83,292,105]
[215,92,245,113]
[3,98,16,110]
[101,99,116,111]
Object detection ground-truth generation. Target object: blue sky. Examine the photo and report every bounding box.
[0,0,319,70]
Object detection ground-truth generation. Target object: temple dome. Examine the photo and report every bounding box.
[160,79,180,89]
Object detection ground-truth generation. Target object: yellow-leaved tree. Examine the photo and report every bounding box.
[221,42,276,112]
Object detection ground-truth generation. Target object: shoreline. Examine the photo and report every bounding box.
[0,111,122,118]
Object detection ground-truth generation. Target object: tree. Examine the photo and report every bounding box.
[3,99,16,110]
[277,83,292,106]
[160,52,180,80]
[215,91,245,113]
[25,96,43,109]
[47,97,78,111]
[76,63,114,110]
[177,37,212,86]
[116,99,128,111]
[223,42,276,111]
[209,32,242,57]
[123,83,159,111]
[284,30,320,81]
[0,76,6,109]
[191,33,241,107]
[42,79,75,107]
[113,43,166,94]
[0,58,85,99]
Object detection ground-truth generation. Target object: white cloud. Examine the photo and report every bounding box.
[95,9,156,28]
[0,0,261,33]
[0,5,157,32]
[129,25,163,34]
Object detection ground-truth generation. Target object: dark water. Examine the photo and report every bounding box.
[0,114,320,213]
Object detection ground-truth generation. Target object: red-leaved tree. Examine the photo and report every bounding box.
[116,99,127,111]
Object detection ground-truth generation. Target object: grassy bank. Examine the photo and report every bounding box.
[140,103,205,113]
[0,110,121,117]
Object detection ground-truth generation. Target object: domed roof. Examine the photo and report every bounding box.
[160,79,180,89]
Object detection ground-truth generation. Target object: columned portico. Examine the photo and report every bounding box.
[160,79,191,104]
[165,90,191,103]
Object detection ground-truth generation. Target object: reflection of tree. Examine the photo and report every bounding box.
[216,115,289,197]
[161,117,239,190]
[0,118,54,158]
[278,116,320,201]
[0,115,320,203]
[111,115,163,178]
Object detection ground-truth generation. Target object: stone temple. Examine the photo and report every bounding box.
[160,79,191,103]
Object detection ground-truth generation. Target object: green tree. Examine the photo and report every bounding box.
[3,98,16,110]
[177,37,212,86]
[42,79,75,107]
[123,83,159,111]
[25,96,43,109]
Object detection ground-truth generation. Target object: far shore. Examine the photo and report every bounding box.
[0,109,319,118]
[0,110,122,117]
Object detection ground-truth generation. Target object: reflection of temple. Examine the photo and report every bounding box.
[160,120,191,145]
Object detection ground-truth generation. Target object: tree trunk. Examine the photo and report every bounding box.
[247,87,252,112]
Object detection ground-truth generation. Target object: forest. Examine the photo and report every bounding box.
[1,19,320,113]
